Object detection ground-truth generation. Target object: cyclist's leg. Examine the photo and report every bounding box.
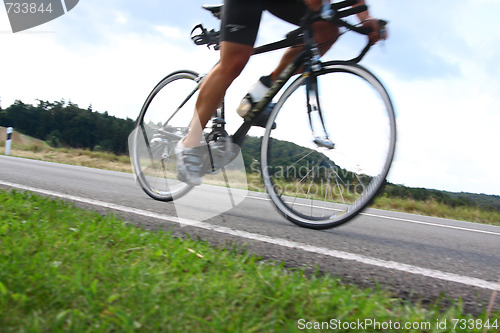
[182,0,263,148]
[270,21,340,82]
[183,42,253,148]
[177,41,254,185]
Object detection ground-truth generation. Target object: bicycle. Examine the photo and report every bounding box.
[130,0,396,229]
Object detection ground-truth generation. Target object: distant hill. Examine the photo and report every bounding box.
[446,191,500,211]
[240,136,338,174]
[0,126,47,147]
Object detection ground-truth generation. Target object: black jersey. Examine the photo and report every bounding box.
[221,0,307,46]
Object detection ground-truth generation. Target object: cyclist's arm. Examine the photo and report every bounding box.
[353,0,371,21]
[304,0,386,44]
[353,0,385,44]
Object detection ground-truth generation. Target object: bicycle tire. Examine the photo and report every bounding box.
[261,63,396,229]
[132,70,202,201]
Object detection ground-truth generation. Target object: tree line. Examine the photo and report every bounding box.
[0,100,134,154]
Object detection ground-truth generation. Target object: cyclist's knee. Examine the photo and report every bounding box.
[218,58,248,80]
[218,41,253,80]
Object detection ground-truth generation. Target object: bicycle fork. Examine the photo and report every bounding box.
[305,70,335,149]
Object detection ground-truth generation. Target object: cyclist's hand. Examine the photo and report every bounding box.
[362,18,387,45]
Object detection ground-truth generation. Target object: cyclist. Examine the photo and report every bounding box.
[176,0,385,185]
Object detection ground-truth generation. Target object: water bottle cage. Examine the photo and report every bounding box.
[191,24,220,50]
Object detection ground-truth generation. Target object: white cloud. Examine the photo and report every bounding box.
[382,68,500,194]
[155,26,183,40]
[115,12,128,25]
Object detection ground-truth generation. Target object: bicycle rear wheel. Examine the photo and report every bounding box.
[261,63,396,229]
[131,70,202,201]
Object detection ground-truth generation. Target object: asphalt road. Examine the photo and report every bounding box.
[1,155,499,315]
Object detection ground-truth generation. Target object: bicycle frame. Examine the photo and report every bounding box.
[231,48,311,146]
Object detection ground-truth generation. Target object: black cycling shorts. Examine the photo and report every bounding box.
[220,0,307,46]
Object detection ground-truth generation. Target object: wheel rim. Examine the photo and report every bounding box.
[262,64,396,228]
[132,71,201,201]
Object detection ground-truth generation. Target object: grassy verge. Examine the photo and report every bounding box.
[1,189,498,332]
[372,196,499,226]
[4,143,132,173]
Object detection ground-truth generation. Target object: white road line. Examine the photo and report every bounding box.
[361,212,500,236]
[1,180,499,292]
[247,194,500,237]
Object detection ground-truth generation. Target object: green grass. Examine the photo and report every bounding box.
[1,189,499,332]
[373,196,500,226]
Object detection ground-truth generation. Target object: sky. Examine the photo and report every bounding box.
[0,0,499,196]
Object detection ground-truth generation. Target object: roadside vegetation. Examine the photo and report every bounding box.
[2,141,131,173]
[373,195,499,226]
[1,190,498,332]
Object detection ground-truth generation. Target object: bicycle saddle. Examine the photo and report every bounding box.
[202,4,223,19]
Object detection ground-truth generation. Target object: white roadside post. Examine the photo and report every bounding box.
[5,127,13,155]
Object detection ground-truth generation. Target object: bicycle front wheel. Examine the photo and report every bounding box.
[261,63,396,229]
[132,70,202,201]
